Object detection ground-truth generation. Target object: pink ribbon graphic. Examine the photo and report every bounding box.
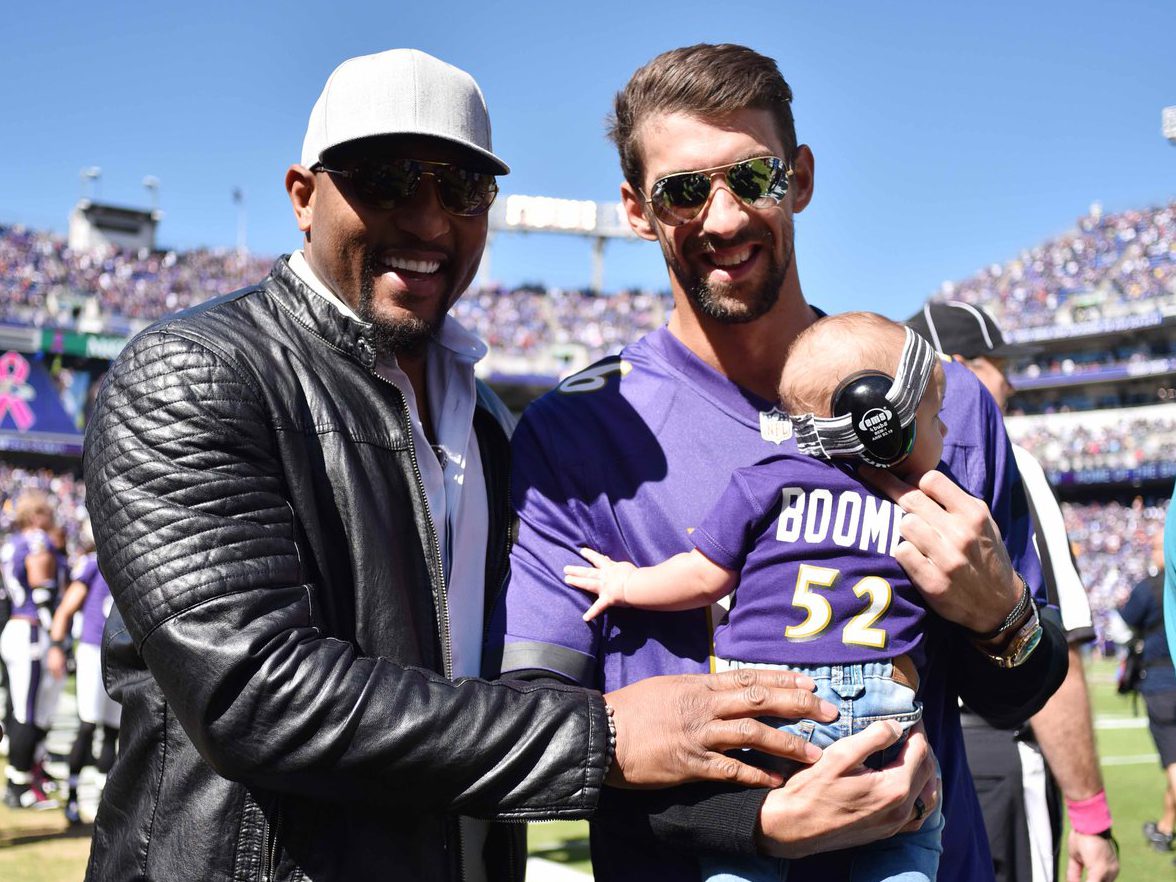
[0,351,36,432]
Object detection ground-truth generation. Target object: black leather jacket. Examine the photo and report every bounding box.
[83,258,610,882]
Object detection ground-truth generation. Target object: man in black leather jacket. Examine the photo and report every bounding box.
[81,48,859,882]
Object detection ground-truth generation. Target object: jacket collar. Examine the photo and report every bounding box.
[287,250,362,322]
[267,255,380,369]
[266,255,489,372]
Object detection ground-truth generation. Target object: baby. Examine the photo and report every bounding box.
[564,312,947,882]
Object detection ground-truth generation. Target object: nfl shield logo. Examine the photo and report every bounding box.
[759,407,793,444]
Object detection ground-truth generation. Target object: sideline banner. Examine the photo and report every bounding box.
[0,350,85,456]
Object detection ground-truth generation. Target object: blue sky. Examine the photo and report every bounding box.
[4,1,1174,320]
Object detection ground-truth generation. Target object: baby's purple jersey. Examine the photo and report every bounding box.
[71,553,114,646]
[695,455,925,669]
[491,324,1043,882]
[1,529,56,617]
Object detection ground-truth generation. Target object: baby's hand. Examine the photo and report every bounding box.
[564,547,637,622]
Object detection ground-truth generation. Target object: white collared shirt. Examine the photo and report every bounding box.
[288,251,490,679]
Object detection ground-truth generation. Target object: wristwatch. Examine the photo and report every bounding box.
[974,600,1043,669]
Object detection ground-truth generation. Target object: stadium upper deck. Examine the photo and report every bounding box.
[933,200,1176,336]
[4,199,1173,353]
[2,204,1171,644]
[1,199,1174,484]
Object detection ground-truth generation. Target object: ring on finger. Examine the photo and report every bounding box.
[913,796,927,822]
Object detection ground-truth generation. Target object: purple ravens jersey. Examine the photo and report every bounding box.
[695,455,925,669]
[492,324,1043,882]
[72,553,114,647]
[1,529,57,618]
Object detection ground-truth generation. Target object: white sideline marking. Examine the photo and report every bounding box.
[1100,753,1159,767]
[1094,716,1148,729]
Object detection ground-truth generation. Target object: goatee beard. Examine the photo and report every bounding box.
[669,233,790,325]
[358,251,443,357]
[684,275,782,324]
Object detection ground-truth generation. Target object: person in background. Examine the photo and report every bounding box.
[0,491,65,809]
[907,301,1118,882]
[0,515,11,747]
[1118,532,1176,857]
[1165,482,1176,683]
[47,517,121,825]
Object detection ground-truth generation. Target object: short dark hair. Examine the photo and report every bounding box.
[607,44,797,190]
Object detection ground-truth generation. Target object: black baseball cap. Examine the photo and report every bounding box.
[905,301,1030,359]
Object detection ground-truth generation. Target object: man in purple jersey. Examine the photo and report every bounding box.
[48,519,121,825]
[562,314,951,882]
[490,43,1067,881]
[0,491,66,809]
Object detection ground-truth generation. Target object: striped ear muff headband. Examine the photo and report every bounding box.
[791,326,937,468]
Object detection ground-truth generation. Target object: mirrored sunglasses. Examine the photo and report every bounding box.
[645,156,792,226]
[314,158,498,217]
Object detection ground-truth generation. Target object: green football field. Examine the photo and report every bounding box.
[529,658,1176,878]
[2,657,1171,880]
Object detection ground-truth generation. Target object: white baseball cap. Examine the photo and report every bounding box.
[300,48,509,174]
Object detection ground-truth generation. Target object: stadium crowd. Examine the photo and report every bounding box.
[936,201,1176,333]
[2,204,1174,642]
[1015,339,1175,382]
[0,464,87,553]
[450,283,671,364]
[4,200,1175,358]
[1011,416,1176,478]
[1,223,672,365]
[1010,386,1176,416]
[1061,496,1169,648]
[0,225,271,334]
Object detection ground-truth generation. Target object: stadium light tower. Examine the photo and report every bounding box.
[81,166,102,200]
[233,187,247,255]
[143,176,160,210]
[1164,105,1176,145]
[592,237,606,295]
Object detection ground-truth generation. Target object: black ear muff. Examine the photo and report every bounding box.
[831,371,916,468]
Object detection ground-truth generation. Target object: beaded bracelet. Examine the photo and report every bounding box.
[968,574,1031,641]
[603,701,617,775]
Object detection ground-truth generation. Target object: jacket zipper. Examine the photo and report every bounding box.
[259,799,282,882]
[372,372,526,880]
[372,368,460,879]
[372,371,451,676]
